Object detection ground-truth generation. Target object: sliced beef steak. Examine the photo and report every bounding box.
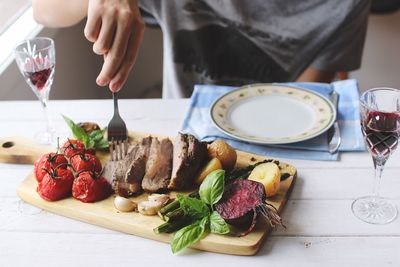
[103,137,152,197]
[115,156,146,197]
[186,134,208,185]
[103,145,138,187]
[142,137,173,193]
[104,133,206,194]
[168,133,190,190]
[168,133,208,190]
[115,137,151,196]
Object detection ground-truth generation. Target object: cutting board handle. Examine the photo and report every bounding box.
[0,137,53,164]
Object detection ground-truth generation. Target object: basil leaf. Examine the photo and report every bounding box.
[89,130,104,142]
[171,217,207,254]
[62,115,89,146]
[95,139,109,149]
[199,216,209,232]
[177,194,210,219]
[199,169,225,205]
[88,139,96,149]
[209,211,230,234]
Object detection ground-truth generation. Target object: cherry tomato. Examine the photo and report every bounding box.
[34,153,68,182]
[61,139,86,158]
[71,153,102,174]
[72,171,112,203]
[37,167,74,201]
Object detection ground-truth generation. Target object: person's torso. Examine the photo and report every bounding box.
[139,0,364,98]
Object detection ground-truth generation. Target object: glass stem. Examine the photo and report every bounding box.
[40,98,52,133]
[372,157,386,198]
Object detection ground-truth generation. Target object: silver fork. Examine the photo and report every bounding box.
[327,90,341,154]
[108,92,128,161]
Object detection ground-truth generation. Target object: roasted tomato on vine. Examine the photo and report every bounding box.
[71,153,102,174]
[61,139,91,158]
[72,171,112,203]
[34,153,68,182]
[37,166,74,201]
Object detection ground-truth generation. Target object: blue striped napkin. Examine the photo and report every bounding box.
[181,79,365,161]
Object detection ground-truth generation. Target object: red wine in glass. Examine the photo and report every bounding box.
[23,65,54,92]
[362,111,400,158]
[14,37,56,145]
[353,88,400,225]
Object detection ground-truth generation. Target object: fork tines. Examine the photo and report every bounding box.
[107,92,128,161]
[109,139,128,161]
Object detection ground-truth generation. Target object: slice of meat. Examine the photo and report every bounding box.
[102,137,152,197]
[186,134,208,186]
[102,160,116,187]
[143,138,160,183]
[115,137,151,197]
[116,156,145,197]
[168,133,208,190]
[168,133,190,190]
[103,145,139,188]
[142,138,173,193]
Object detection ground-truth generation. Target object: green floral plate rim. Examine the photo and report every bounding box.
[210,83,336,145]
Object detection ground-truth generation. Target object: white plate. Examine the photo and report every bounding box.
[210,84,336,144]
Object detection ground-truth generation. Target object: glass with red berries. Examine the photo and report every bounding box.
[352,88,400,224]
[14,37,56,145]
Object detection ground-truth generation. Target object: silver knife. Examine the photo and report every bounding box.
[327,90,341,154]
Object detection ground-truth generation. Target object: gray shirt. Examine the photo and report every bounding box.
[139,0,370,98]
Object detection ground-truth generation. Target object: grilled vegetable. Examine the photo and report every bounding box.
[70,153,102,174]
[72,171,112,203]
[37,165,74,201]
[34,152,68,182]
[248,162,280,197]
[154,169,230,254]
[77,122,100,134]
[207,140,237,171]
[225,160,269,181]
[61,139,87,158]
[63,115,108,150]
[215,179,282,236]
[194,158,223,185]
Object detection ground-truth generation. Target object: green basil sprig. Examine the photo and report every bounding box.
[209,211,230,234]
[171,217,208,254]
[62,115,108,149]
[199,169,225,206]
[177,194,210,219]
[171,169,229,254]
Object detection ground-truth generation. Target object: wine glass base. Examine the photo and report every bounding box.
[34,129,55,146]
[352,196,398,225]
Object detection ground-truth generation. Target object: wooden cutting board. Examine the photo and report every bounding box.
[8,132,297,255]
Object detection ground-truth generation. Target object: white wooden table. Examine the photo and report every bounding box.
[0,99,399,267]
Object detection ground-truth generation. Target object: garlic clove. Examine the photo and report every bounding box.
[148,193,170,206]
[114,196,137,212]
[138,201,164,216]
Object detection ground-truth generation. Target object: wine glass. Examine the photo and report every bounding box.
[352,88,400,224]
[14,37,56,145]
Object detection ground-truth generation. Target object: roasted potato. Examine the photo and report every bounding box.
[207,140,237,171]
[194,158,223,185]
[248,162,280,197]
[77,122,101,134]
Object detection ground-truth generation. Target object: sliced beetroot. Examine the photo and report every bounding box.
[216,179,265,222]
[215,179,282,236]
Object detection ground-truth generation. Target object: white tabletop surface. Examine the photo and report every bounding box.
[0,99,399,267]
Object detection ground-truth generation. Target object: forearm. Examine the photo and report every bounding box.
[32,0,89,27]
[296,67,336,83]
[32,0,145,93]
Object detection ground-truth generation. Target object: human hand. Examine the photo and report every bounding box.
[84,0,145,92]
